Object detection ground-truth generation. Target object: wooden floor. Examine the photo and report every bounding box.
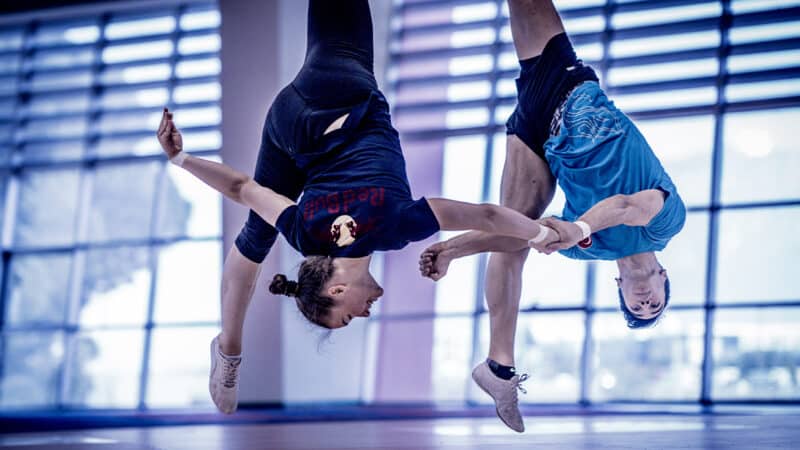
[1,414,799,449]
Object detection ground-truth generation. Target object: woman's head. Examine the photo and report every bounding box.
[269,256,383,329]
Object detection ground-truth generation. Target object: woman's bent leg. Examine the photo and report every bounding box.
[306,0,374,71]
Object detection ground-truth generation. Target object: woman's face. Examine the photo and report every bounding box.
[325,267,384,329]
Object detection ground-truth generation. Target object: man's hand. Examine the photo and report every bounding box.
[419,241,454,281]
[157,107,183,158]
[535,217,584,254]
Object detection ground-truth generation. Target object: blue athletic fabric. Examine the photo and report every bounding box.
[545,81,687,260]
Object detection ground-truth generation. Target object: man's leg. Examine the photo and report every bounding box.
[471,135,555,433]
[507,0,566,60]
[485,1,565,365]
[486,135,555,367]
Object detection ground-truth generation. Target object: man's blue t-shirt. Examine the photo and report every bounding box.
[543,82,686,261]
[274,91,440,257]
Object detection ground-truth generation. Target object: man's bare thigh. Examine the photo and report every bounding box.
[507,0,566,60]
[500,134,556,219]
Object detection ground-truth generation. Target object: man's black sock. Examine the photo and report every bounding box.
[487,358,516,380]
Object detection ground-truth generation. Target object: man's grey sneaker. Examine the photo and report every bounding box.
[472,360,529,433]
[209,335,242,414]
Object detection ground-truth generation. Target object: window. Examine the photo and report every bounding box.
[381,0,800,405]
[0,2,222,410]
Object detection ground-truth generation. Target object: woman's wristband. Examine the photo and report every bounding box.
[528,224,552,245]
[170,152,188,167]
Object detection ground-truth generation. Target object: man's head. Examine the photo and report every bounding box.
[616,266,670,328]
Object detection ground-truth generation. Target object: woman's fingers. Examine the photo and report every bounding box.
[158,109,168,135]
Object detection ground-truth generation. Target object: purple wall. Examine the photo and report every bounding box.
[220,0,284,404]
[375,137,445,401]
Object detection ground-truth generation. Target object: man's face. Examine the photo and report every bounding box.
[617,268,668,320]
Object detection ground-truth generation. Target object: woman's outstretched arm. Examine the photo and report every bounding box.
[157,108,294,226]
[426,198,555,244]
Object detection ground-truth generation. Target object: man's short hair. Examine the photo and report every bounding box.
[618,277,670,329]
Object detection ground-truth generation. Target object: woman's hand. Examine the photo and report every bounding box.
[157,107,183,158]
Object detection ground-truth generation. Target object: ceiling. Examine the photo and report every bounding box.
[0,0,118,15]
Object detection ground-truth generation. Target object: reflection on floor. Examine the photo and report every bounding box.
[1,414,799,449]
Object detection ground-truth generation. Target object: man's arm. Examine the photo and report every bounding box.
[418,230,531,281]
[444,231,530,258]
[418,198,564,281]
[535,189,666,254]
[580,189,665,230]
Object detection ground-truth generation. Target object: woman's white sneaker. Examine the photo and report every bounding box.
[209,335,241,414]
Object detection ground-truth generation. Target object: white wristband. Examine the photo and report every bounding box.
[528,225,552,245]
[170,152,188,167]
[574,220,591,240]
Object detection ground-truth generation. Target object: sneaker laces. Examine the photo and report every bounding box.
[514,373,529,395]
[220,354,241,389]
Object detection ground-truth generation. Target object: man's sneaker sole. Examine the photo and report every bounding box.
[471,363,525,433]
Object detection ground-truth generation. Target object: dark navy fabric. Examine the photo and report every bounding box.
[505,32,599,160]
[235,0,439,262]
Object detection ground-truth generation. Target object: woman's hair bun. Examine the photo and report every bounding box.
[269,273,299,297]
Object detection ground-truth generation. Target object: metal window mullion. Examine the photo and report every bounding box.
[10,21,36,169]
[579,262,596,406]
[7,234,220,256]
[57,10,111,410]
[688,199,800,213]
[0,174,19,252]
[138,4,186,411]
[0,249,11,404]
[0,0,214,27]
[4,320,220,333]
[465,0,505,404]
[58,164,94,408]
[21,18,80,411]
[394,96,800,137]
[58,246,87,408]
[5,149,220,173]
[0,19,33,407]
[700,0,732,407]
[577,0,615,409]
[15,98,219,126]
[0,19,35,294]
[137,164,166,410]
